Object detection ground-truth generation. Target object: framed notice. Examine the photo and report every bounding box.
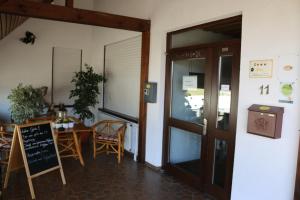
[249,59,273,78]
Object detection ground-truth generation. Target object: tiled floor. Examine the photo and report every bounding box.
[2,145,211,200]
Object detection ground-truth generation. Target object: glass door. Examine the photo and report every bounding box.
[163,48,212,186]
[205,44,240,200]
[163,40,240,200]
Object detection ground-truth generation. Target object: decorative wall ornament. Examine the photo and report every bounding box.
[20,31,36,45]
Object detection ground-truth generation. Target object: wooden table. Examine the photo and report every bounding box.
[54,123,91,166]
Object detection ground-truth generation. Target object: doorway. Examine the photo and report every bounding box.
[162,16,241,200]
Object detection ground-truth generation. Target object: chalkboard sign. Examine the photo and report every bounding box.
[4,122,66,199]
[19,123,59,175]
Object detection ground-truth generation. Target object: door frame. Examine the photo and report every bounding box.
[162,18,241,198]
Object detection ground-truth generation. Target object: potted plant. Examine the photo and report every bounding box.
[70,64,105,142]
[8,83,46,124]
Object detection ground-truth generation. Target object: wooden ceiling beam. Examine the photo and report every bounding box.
[0,0,7,6]
[0,0,150,32]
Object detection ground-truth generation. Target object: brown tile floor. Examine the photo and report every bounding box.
[2,146,212,200]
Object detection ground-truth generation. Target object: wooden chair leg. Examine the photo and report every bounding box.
[5,151,9,160]
[106,144,109,155]
[69,140,76,155]
[122,143,124,156]
[78,136,82,152]
[118,143,121,163]
[93,137,96,159]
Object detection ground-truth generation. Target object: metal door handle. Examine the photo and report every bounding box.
[203,118,207,136]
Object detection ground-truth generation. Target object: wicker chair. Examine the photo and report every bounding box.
[0,123,15,165]
[92,120,126,163]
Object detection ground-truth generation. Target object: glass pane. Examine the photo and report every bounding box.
[169,127,202,177]
[171,58,205,125]
[216,55,232,130]
[212,139,228,188]
[171,29,234,49]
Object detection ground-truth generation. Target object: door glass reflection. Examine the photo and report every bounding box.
[169,127,202,177]
[212,139,228,188]
[171,58,206,125]
[216,55,232,130]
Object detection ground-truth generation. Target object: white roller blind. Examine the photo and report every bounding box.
[52,47,82,105]
[104,35,142,118]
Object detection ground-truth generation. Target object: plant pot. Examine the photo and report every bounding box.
[55,123,63,129]
[68,122,74,128]
[62,123,69,129]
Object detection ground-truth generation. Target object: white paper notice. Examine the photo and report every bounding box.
[182,76,198,90]
[221,84,230,91]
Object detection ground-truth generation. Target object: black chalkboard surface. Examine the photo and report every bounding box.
[19,123,59,175]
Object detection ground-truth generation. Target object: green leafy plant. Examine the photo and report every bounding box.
[8,84,46,124]
[69,64,104,121]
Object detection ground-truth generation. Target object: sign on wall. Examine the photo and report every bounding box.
[277,54,300,104]
[277,55,299,82]
[249,59,273,78]
[278,82,295,104]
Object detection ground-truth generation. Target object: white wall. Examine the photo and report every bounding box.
[93,0,158,19]
[0,18,93,121]
[95,0,300,199]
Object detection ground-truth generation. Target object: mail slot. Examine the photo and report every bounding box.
[247,104,284,139]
